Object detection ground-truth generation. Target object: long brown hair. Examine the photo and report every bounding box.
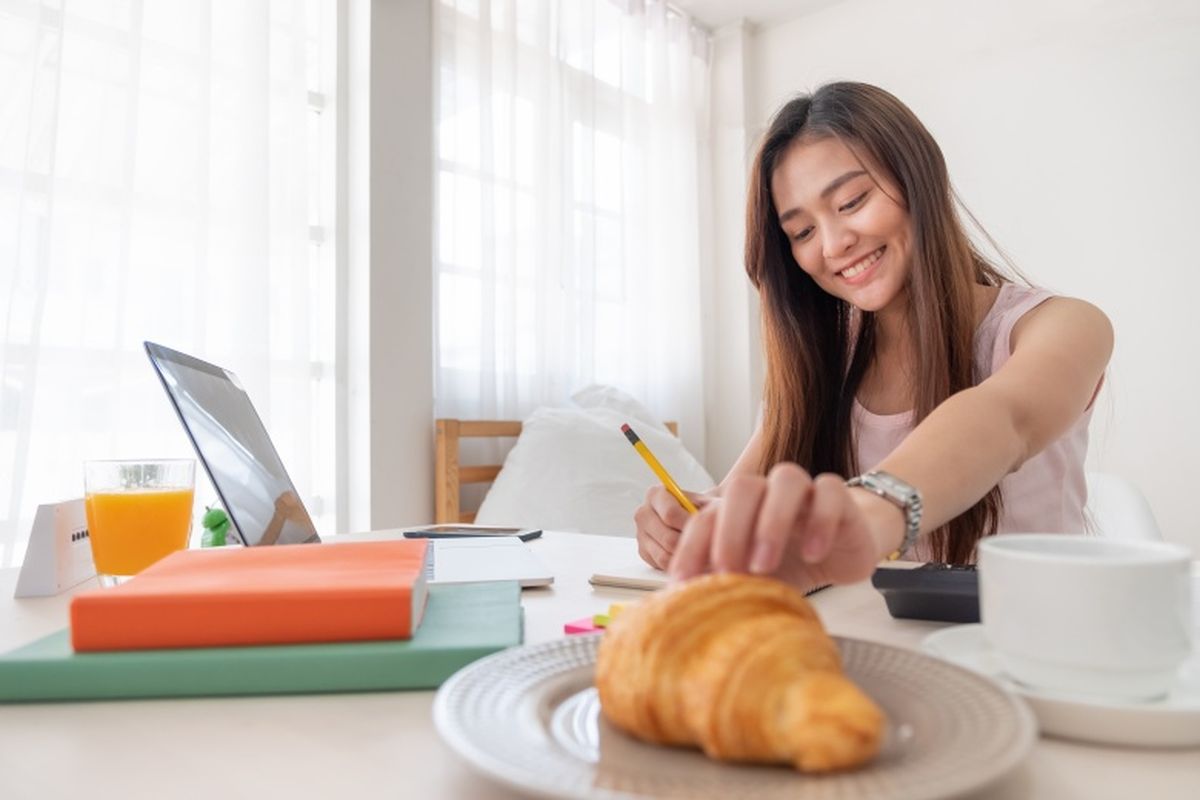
[745,82,1009,564]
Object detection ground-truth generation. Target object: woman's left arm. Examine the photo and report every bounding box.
[670,297,1113,587]
[867,297,1113,547]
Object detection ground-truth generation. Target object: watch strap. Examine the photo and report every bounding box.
[846,470,923,560]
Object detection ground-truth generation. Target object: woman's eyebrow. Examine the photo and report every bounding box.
[778,169,869,224]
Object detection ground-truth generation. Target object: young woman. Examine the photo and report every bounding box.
[634,82,1112,591]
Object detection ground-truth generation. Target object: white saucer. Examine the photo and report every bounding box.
[922,624,1200,748]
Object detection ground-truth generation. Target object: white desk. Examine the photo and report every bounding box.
[0,531,1196,799]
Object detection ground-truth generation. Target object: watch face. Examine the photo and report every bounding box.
[872,471,917,501]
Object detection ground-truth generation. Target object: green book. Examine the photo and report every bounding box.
[0,581,522,703]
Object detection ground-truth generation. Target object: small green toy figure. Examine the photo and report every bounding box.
[201,505,231,547]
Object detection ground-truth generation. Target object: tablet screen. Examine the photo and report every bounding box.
[145,342,320,547]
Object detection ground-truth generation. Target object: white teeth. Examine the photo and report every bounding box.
[841,247,883,279]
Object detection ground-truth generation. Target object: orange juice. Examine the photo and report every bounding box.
[85,488,195,576]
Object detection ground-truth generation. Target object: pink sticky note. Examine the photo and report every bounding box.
[564,616,601,635]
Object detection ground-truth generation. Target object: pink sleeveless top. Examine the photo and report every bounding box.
[852,284,1091,558]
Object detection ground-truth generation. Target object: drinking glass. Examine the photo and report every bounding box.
[84,459,196,586]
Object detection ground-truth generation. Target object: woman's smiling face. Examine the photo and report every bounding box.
[770,135,913,314]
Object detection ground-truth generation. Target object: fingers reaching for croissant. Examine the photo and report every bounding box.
[595,573,885,773]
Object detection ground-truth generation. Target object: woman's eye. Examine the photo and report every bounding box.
[793,226,813,242]
[839,191,868,212]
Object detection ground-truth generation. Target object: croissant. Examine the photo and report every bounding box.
[595,573,885,772]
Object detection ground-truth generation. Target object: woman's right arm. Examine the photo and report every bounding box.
[634,424,765,568]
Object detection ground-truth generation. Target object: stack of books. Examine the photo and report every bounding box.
[0,540,523,702]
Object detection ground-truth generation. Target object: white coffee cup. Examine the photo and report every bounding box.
[978,534,1193,701]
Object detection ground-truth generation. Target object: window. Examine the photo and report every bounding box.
[434,0,711,440]
[0,0,341,564]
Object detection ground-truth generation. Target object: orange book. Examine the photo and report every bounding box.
[69,540,431,652]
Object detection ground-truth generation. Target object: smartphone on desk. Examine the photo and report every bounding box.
[402,524,543,542]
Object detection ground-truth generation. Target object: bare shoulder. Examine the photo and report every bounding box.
[1010,295,1113,354]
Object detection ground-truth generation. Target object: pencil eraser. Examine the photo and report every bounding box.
[564,617,601,635]
[592,613,611,628]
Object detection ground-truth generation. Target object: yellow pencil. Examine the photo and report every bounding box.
[621,423,699,515]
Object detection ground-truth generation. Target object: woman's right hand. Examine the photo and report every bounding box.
[634,486,712,570]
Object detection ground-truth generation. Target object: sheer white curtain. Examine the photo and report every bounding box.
[434,0,711,457]
[0,0,337,566]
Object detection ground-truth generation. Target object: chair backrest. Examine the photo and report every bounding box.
[1084,471,1162,541]
[434,418,678,524]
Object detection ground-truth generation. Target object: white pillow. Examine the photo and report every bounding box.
[569,384,665,432]
[474,399,715,537]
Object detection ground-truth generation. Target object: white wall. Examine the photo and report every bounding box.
[731,0,1200,550]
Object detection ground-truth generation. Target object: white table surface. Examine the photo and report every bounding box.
[1,530,1197,799]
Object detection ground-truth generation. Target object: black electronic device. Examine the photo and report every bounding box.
[403,525,542,542]
[870,563,980,623]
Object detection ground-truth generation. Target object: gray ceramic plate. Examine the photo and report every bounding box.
[434,634,1036,800]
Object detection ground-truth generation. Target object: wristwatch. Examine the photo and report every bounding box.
[846,470,923,560]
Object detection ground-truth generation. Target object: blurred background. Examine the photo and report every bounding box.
[2,0,1197,566]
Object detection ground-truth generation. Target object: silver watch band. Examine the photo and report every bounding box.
[846,470,923,559]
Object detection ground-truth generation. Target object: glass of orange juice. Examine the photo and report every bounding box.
[84,459,196,586]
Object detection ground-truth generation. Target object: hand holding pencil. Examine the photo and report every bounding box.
[624,423,709,570]
[626,424,836,598]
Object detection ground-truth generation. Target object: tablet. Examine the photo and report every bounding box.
[144,341,320,547]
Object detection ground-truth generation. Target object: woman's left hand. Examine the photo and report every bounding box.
[668,462,905,590]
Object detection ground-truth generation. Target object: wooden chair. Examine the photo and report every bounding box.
[435,418,678,524]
